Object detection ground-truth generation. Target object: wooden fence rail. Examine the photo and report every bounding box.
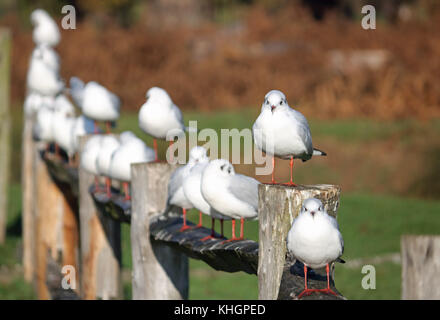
[27,136,345,300]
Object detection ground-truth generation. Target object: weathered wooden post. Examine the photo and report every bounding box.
[131,162,189,299]
[22,114,36,282]
[401,235,440,300]
[78,135,122,300]
[34,146,80,299]
[258,184,342,300]
[0,29,11,244]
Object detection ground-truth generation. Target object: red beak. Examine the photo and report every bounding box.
[271,105,276,112]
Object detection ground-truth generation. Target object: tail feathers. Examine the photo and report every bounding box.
[313,148,327,156]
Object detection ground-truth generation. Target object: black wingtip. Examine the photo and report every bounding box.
[337,258,345,264]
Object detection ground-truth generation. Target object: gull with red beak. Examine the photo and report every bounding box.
[287,198,344,299]
[252,90,326,185]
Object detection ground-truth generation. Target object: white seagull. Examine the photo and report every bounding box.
[80,135,104,192]
[27,46,64,96]
[70,77,121,133]
[286,198,344,299]
[109,132,155,200]
[201,159,259,242]
[138,87,187,161]
[165,146,208,231]
[30,9,60,47]
[252,90,326,185]
[30,45,60,73]
[183,158,230,241]
[96,135,120,197]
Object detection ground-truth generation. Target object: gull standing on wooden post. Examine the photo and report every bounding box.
[109,132,155,201]
[201,159,259,242]
[165,146,208,231]
[252,90,326,185]
[27,46,64,96]
[286,198,344,299]
[69,77,121,133]
[138,87,187,162]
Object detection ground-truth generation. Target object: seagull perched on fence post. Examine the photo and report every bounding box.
[201,159,259,242]
[286,198,344,299]
[108,132,155,201]
[252,90,326,186]
[69,77,121,133]
[138,87,188,162]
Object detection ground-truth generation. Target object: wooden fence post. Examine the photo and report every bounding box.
[78,135,122,300]
[401,235,440,300]
[0,29,11,244]
[22,115,36,282]
[257,184,341,300]
[34,146,80,299]
[131,162,189,299]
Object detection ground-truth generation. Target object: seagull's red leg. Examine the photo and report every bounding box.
[106,121,111,134]
[318,264,338,297]
[180,208,191,232]
[106,177,111,198]
[271,157,276,184]
[195,211,203,228]
[222,219,242,243]
[200,218,216,241]
[239,217,244,240]
[283,157,297,187]
[153,139,158,162]
[298,265,313,299]
[123,182,131,201]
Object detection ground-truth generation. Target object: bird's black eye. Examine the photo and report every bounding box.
[280,101,283,105]
[220,165,225,171]
[266,100,269,105]
[304,207,307,211]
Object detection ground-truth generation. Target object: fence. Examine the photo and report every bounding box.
[22,128,346,300]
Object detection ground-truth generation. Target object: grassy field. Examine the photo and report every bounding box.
[1,107,440,300]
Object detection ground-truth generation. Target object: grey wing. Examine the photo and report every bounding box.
[69,77,84,108]
[327,214,344,255]
[289,109,313,155]
[228,174,260,210]
[109,91,121,111]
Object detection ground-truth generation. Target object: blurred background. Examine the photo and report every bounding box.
[1,0,440,300]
